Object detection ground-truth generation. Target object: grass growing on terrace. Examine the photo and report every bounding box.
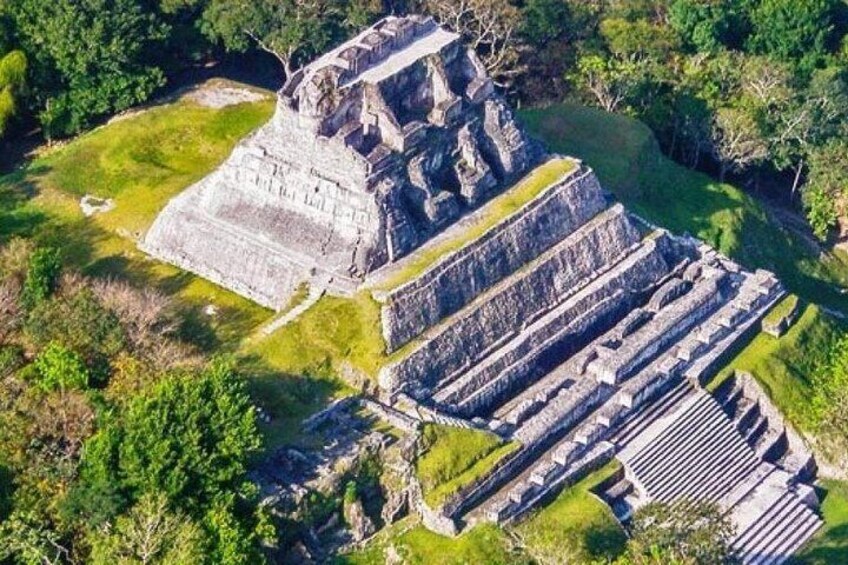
[520,103,848,314]
[415,424,519,508]
[375,157,577,291]
[708,303,843,432]
[514,460,627,563]
[763,294,801,328]
[246,292,386,379]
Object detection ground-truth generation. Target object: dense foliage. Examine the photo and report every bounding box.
[0,240,267,564]
[615,500,737,564]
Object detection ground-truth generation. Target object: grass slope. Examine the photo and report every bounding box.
[709,302,843,433]
[415,424,518,508]
[0,93,276,348]
[520,103,848,313]
[514,461,627,564]
[338,519,531,565]
[0,87,352,449]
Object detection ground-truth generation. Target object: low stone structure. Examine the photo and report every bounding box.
[142,15,539,309]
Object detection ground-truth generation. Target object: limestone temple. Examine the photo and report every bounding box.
[143,14,538,309]
[144,16,823,564]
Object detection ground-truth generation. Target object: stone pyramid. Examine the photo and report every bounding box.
[142,15,539,309]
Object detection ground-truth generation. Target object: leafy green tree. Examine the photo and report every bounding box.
[812,334,848,465]
[748,0,840,72]
[9,0,169,137]
[195,0,379,76]
[75,359,265,561]
[803,139,848,239]
[88,492,205,565]
[710,104,769,181]
[668,0,750,52]
[0,49,26,138]
[572,53,645,113]
[0,510,69,564]
[32,342,89,392]
[617,500,736,564]
[20,246,60,311]
[522,0,571,47]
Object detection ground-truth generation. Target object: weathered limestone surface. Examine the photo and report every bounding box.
[378,232,684,396]
[379,166,608,352]
[143,15,540,309]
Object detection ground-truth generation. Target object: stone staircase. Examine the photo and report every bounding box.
[617,389,823,565]
[361,152,818,562]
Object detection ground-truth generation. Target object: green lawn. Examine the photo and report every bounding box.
[520,104,848,314]
[513,461,627,564]
[0,91,277,350]
[709,302,843,433]
[793,480,848,564]
[415,424,519,508]
[763,294,801,328]
[338,519,531,565]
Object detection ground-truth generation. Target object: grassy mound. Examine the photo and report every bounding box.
[0,90,277,348]
[709,302,843,433]
[520,104,848,314]
[415,424,518,508]
[514,461,627,564]
[338,519,532,565]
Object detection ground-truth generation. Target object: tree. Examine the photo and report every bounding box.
[32,342,90,392]
[9,0,168,137]
[197,0,379,77]
[812,335,848,471]
[423,0,523,88]
[572,53,644,113]
[748,0,840,73]
[88,493,205,565]
[521,0,571,47]
[803,139,848,239]
[0,49,26,138]
[75,359,265,560]
[710,105,768,181]
[20,246,60,311]
[668,0,750,53]
[618,500,736,564]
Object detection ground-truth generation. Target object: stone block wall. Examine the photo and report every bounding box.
[380,165,607,352]
[379,234,680,396]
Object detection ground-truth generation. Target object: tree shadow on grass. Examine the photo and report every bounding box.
[584,519,628,562]
[238,352,347,451]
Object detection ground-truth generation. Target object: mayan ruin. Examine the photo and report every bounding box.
[4,0,848,561]
[137,16,828,563]
[143,15,538,309]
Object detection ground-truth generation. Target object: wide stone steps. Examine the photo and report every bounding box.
[733,490,822,565]
[624,391,761,504]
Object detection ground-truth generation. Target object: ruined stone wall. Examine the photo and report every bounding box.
[379,234,680,396]
[380,165,607,352]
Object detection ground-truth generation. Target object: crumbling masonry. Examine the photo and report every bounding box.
[143,15,538,309]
